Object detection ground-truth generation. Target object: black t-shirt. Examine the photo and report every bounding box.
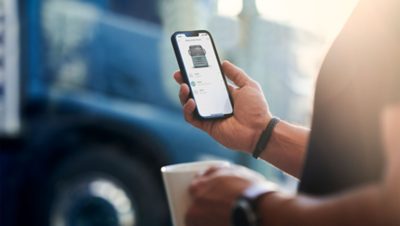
[299,0,400,195]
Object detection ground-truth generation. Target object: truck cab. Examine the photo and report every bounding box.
[1,1,245,226]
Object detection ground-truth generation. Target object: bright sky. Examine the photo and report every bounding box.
[218,0,359,39]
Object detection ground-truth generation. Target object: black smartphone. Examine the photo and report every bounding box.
[171,30,233,119]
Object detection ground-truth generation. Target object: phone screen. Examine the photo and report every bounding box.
[173,31,233,118]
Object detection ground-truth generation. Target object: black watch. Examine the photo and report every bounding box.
[231,183,277,226]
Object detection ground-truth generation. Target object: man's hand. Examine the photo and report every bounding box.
[173,61,272,152]
[185,165,267,226]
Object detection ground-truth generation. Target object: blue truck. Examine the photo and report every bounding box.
[0,1,252,226]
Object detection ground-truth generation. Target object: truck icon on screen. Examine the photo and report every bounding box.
[188,45,208,68]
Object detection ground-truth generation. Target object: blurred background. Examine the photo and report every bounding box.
[0,0,358,225]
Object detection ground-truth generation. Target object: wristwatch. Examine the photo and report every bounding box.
[231,183,277,226]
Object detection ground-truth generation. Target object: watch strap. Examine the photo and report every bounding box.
[242,182,278,202]
[232,182,278,226]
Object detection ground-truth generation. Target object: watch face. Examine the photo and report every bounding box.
[232,198,257,226]
[232,184,276,226]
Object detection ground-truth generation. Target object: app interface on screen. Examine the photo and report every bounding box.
[176,33,233,117]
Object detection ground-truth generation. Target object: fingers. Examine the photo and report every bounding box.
[183,98,196,117]
[200,166,222,177]
[190,166,227,188]
[227,84,237,96]
[183,99,198,125]
[178,83,205,129]
[179,84,190,105]
[173,71,184,84]
[222,60,253,88]
[178,74,236,105]
[190,166,221,196]
[183,99,203,129]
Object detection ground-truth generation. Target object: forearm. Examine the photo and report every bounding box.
[259,120,310,178]
[257,104,400,226]
[258,184,393,226]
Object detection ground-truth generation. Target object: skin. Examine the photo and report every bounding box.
[185,165,267,226]
[174,61,309,178]
[175,65,400,226]
[173,1,400,225]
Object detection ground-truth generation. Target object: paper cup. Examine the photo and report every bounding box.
[161,160,230,226]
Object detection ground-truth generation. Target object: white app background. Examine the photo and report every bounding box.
[177,33,233,117]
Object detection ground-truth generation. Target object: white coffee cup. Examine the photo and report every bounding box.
[161,160,230,226]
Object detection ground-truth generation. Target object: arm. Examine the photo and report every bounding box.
[257,104,400,226]
[258,1,400,222]
[260,120,309,178]
[185,104,400,226]
[173,61,309,178]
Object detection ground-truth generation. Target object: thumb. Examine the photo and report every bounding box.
[222,61,253,88]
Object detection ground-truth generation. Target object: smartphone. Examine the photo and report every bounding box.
[171,30,233,119]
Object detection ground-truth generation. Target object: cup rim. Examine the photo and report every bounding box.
[161,160,230,173]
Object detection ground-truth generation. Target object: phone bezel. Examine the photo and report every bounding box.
[171,30,234,120]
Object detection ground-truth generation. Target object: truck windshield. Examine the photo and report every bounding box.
[41,0,170,107]
[0,0,20,135]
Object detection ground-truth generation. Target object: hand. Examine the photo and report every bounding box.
[185,165,267,226]
[173,61,272,152]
